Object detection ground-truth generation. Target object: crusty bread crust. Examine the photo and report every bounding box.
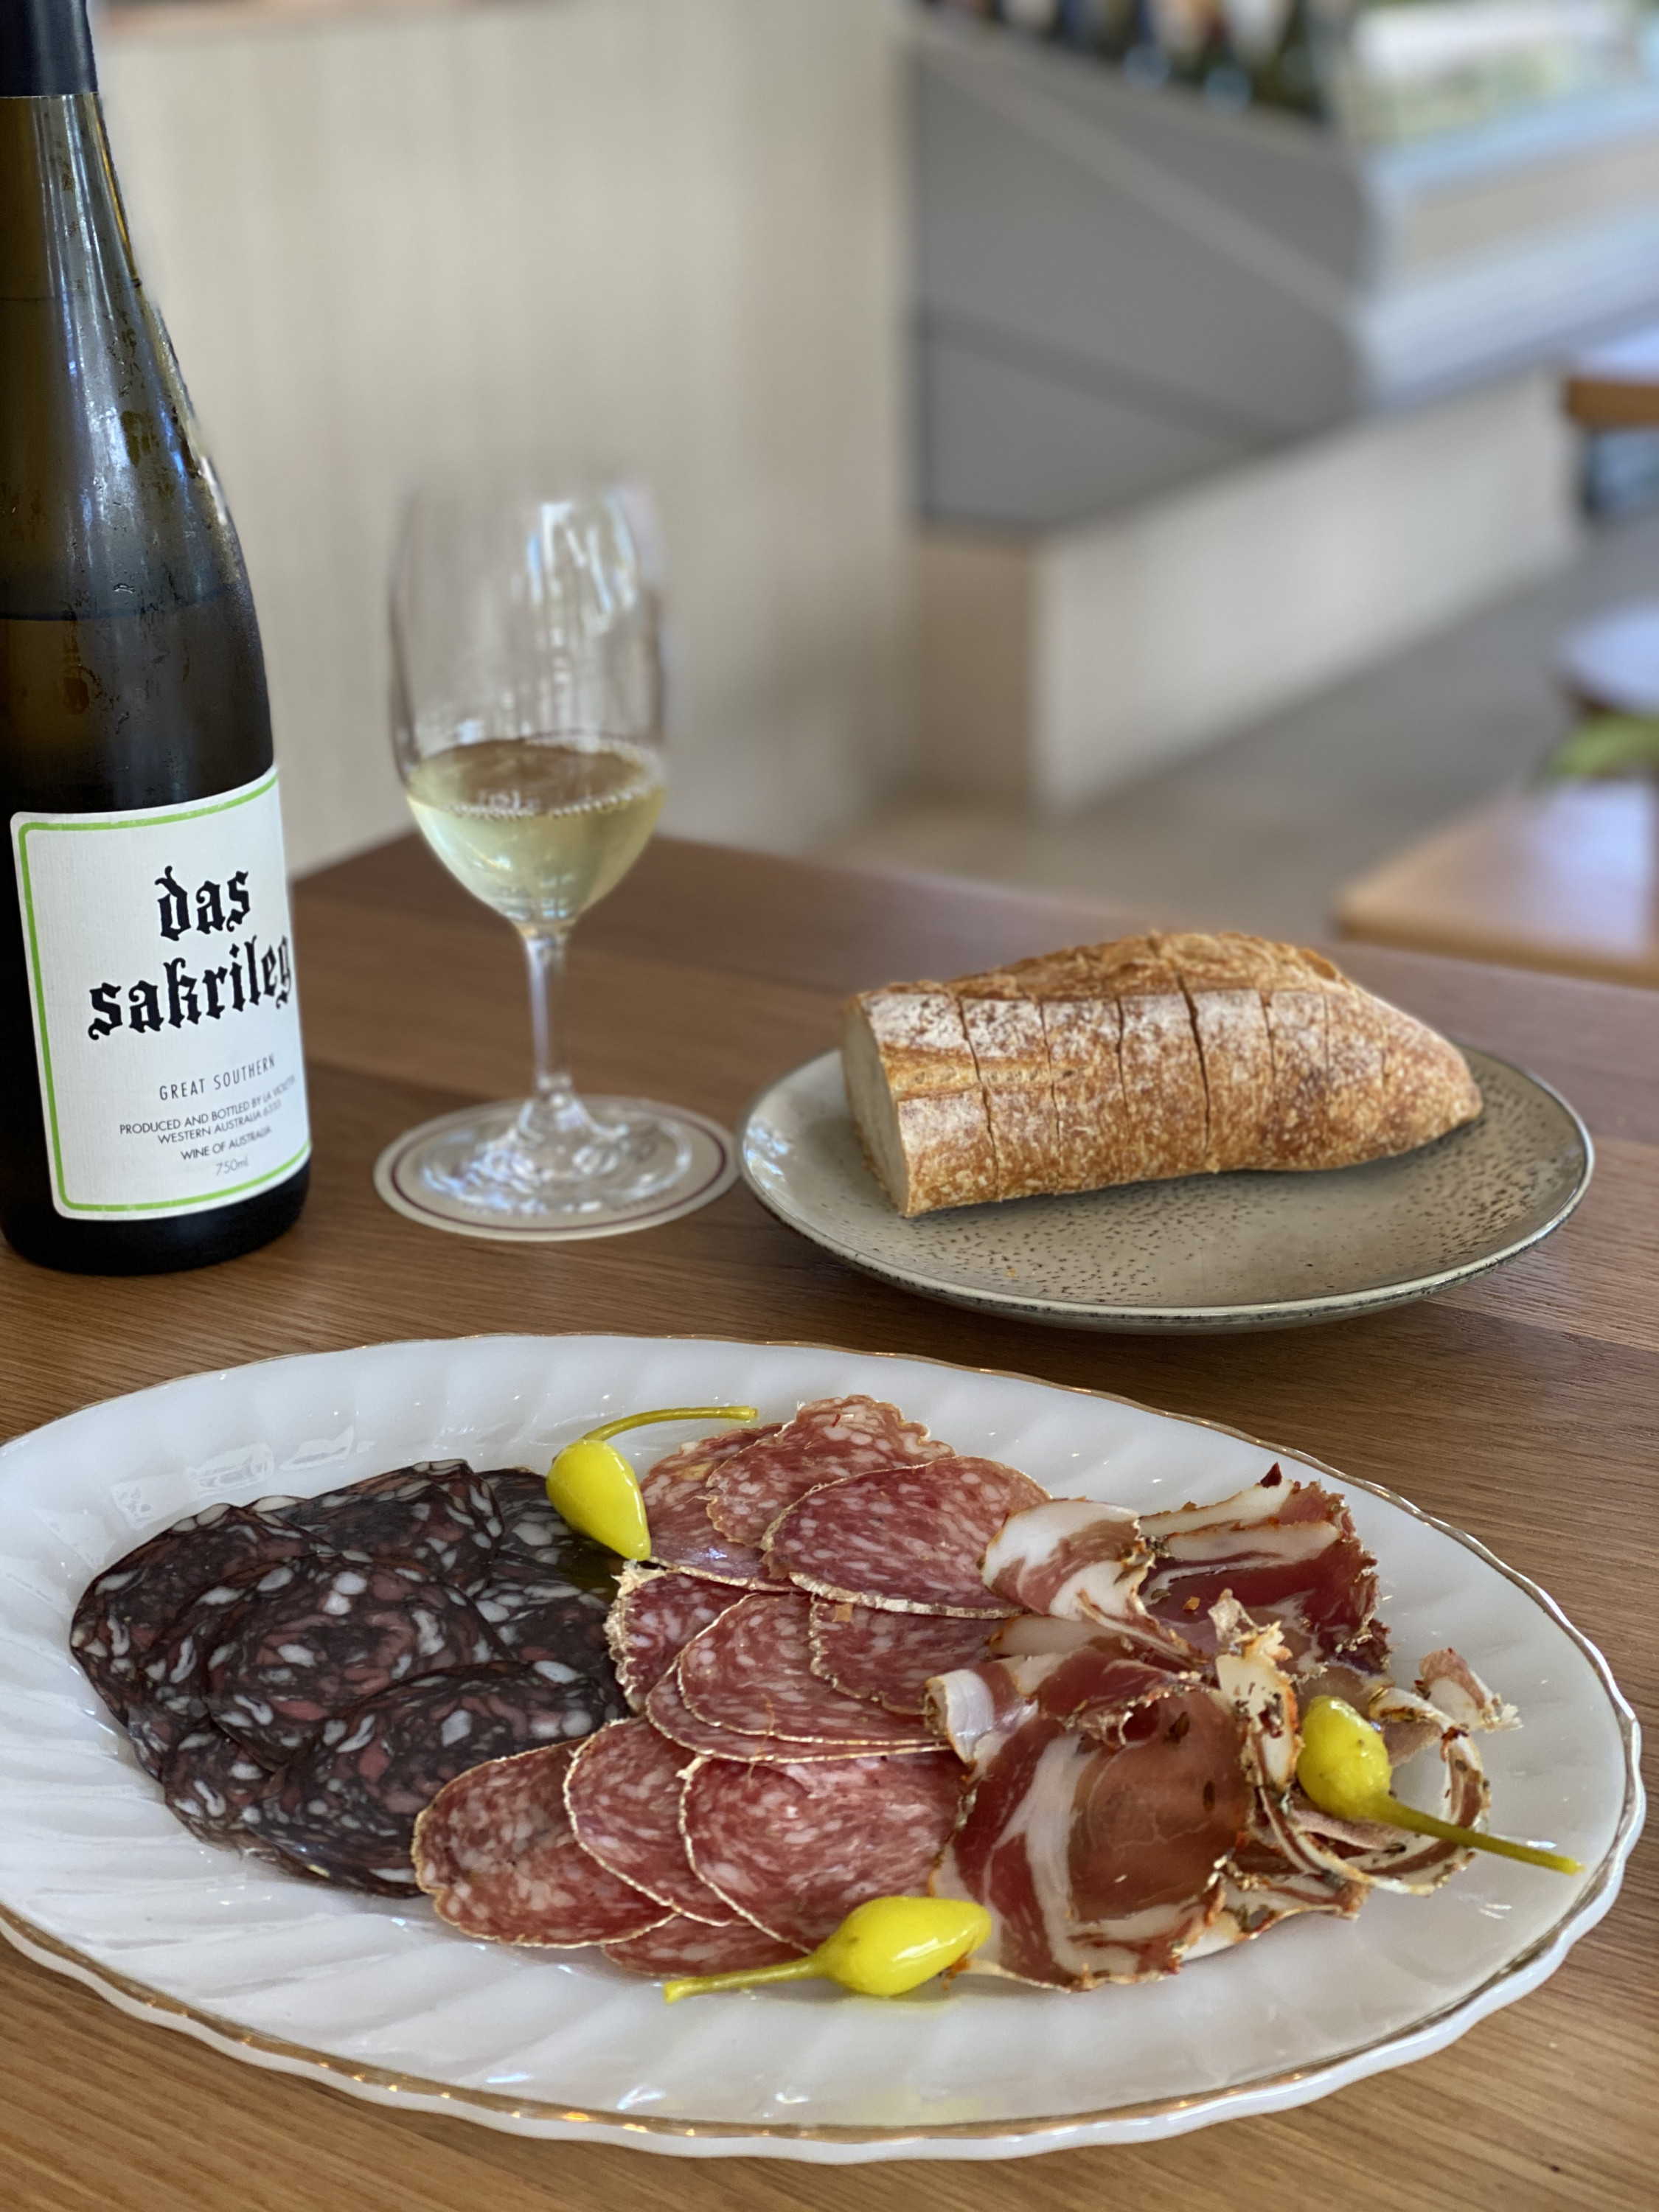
[842,930,1482,1217]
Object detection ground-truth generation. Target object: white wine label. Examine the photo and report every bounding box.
[11,768,310,1220]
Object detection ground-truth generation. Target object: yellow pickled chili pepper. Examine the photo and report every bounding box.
[546,1405,758,1560]
[1297,1696,1581,1876]
[662,1896,993,2004]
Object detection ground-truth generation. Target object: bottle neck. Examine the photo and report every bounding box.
[0,0,97,97]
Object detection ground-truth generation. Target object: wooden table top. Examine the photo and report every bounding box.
[3,834,1655,2212]
[1339,780,1659,991]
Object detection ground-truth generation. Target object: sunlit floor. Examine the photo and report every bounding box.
[820,508,1659,945]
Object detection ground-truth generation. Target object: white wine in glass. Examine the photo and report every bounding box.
[383,477,709,1234]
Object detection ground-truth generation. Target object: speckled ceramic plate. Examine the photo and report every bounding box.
[737,1046,1592,1332]
[0,1337,1640,2160]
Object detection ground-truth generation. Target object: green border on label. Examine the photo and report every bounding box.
[12,769,307,1217]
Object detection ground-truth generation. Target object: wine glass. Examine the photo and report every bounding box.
[375,472,728,1238]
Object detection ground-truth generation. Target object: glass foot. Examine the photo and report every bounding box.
[374,1098,738,1242]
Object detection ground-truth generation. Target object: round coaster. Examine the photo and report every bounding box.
[373,1099,739,1242]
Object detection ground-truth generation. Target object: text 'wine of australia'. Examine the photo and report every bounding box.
[1,0,310,1272]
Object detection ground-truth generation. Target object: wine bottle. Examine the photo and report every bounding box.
[1,0,310,1273]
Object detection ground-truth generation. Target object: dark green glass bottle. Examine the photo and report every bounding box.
[1,0,310,1272]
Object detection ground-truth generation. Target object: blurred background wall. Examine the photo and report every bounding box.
[98,0,908,876]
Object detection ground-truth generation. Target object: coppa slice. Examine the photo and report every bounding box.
[565,1719,731,1921]
[414,1739,666,1941]
[1138,1469,1381,1667]
[605,1566,742,1710]
[808,1601,997,1717]
[676,1594,936,1748]
[766,1458,1046,1617]
[681,1751,965,1949]
[706,1397,951,1548]
[602,1912,807,1978]
[640,1427,781,1583]
[206,1555,499,1763]
[248,1666,604,1895]
[933,1689,1251,1988]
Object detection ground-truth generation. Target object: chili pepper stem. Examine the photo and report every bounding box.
[663,1957,822,2003]
[586,1405,757,1444]
[1378,1795,1582,1875]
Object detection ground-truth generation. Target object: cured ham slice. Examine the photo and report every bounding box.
[808,1600,996,1716]
[677,1594,935,1748]
[706,1397,952,1548]
[603,1912,807,1977]
[1138,1468,1380,1666]
[640,1426,781,1583]
[605,1565,742,1710]
[412,1741,666,1944]
[928,1627,1198,1764]
[766,1458,1046,1617]
[564,1718,731,1921]
[980,1499,1154,1627]
[933,1688,1251,1988]
[1418,1648,1520,1734]
[681,1751,965,1949]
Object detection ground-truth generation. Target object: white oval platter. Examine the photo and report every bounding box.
[737,1046,1593,1332]
[0,1334,1640,2163]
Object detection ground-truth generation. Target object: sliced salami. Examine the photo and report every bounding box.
[603,1912,807,1978]
[248,1666,602,1895]
[565,1717,730,1921]
[677,1594,934,1747]
[640,1426,780,1583]
[69,1503,310,1725]
[207,1556,499,1763]
[809,1600,998,1716]
[681,1752,966,1949]
[705,1398,951,1548]
[765,1458,1046,1617]
[159,1724,279,1847]
[413,1740,665,1941]
[605,1565,740,1710]
[644,1670,884,1764]
[262,1463,502,1587]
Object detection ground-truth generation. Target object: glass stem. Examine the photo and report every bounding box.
[515,925,597,1150]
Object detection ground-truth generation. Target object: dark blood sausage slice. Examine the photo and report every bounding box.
[809,1601,998,1717]
[262,1464,502,1588]
[413,1740,666,1941]
[603,1912,807,1978]
[160,1724,279,1848]
[206,1557,499,1763]
[246,1666,602,1896]
[605,1566,740,1710]
[644,1670,891,1764]
[471,1554,620,1684]
[69,1504,310,1725]
[677,1593,935,1748]
[124,1562,279,1777]
[681,1752,966,1950]
[705,1398,952,1548]
[481,1470,624,1594]
[766,1458,1047,1618]
[640,1426,782,1583]
[565,1718,731,1921]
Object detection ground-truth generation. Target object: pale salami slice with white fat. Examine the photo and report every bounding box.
[602,1912,807,1978]
[605,1565,742,1710]
[705,1397,951,1548]
[207,1556,499,1763]
[677,1593,934,1747]
[643,1669,900,1764]
[681,1751,965,1949]
[808,1601,998,1716]
[413,1741,667,1943]
[565,1718,731,1921]
[765,1457,1046,1616]
[640,1427,781,1583]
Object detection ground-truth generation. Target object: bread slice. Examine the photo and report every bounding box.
[842,930,1482,1217]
